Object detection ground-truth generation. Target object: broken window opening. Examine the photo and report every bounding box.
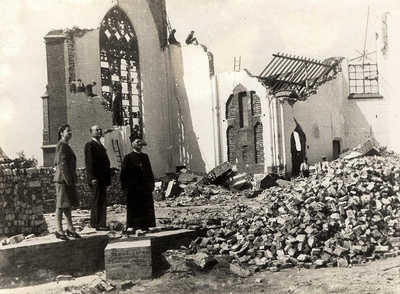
[349,63,379,95]
[100,5,142,135]
[238,92,249,128]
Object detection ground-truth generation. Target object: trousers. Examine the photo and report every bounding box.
[90,185,107,228]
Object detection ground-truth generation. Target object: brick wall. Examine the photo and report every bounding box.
[251,92,261,116]
[0,229,207,282]
[227,126,236,163]
[225,89,264,173]
[104,229,207,280]
[40,168,124,213]
[0,163,124,236]
[43,34,69,167]
[0,235,108,278]
[66,36,75,84]
[254,122,264,164]
[105,240,152,280]
[0,164,47,237]
[44,35,69,147]
[226,94,237,120]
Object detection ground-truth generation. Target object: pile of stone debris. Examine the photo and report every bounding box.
[163,151,400,276]
[155,161,257,201]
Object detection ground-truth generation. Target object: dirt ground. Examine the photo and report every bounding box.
[2,195,400,293]
[2,251,400,293]
[125,256,400,294]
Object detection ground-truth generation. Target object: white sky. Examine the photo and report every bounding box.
[0,0,399,165]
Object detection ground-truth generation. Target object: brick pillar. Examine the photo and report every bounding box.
[105,240,152,280]
[42,34,69,167]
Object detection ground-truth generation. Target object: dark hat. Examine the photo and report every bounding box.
[133,138,147,146]
[129,134,147,146]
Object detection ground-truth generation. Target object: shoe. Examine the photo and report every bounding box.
[123,228,136,235]
[96,227,110,231]
[55,231,69,241]
[66,229,81,238]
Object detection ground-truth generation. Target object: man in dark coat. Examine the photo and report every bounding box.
[185,31,198,45]
[112,82,124,126]
[84,125,111,230]
[120,136,155,230]
[168,29,181,46]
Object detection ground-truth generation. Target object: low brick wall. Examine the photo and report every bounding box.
[0,166,47,236]
[0,234,109,278]
[1,229,207,282]
[105,229,208,279]
[40,168,125,212]
[105,240,152,280]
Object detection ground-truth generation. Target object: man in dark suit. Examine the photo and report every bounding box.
[84,125,111,230]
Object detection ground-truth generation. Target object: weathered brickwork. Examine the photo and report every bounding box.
[104,229,208,280]
[0,235,108,278]
[39,168,124,213]
[225,89,264,173]
[105,240,152,280]
[226,94,238,120]
[66,36,75,84]
[0,165,47,237]
[44,35,69,146]
[0,163,124,236]
[251,92,261,116]
[227,126,236,163]
[254,122,264,164]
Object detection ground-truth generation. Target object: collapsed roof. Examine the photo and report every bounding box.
[258,53,344,100]
[0,147,8,161]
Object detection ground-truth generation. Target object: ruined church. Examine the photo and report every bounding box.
[41,0,400,178]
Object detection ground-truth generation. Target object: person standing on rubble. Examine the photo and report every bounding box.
[84,125,111,231]
[120,135,156,231]
[315,156,329,177]
[53,125,81,240]
[300,157,310,178]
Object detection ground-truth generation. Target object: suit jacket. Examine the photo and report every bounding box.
[84,140,111,187]
[54,140,77,184]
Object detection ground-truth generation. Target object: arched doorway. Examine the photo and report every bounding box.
[333,139,341,159]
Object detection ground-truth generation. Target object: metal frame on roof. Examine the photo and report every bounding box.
[258,53,340,100]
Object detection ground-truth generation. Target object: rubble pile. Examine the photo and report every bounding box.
[187,155,400,271]
[159,207,228,229]
[161,162,254,201]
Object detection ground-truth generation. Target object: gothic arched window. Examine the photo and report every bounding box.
[100,6,141,135]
